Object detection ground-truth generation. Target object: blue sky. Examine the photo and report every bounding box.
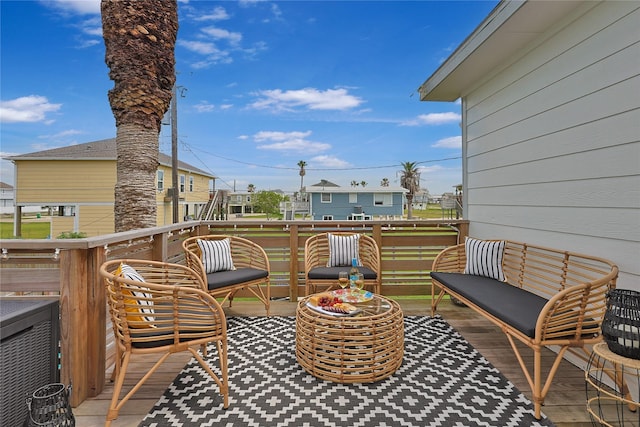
[0,0,497,195]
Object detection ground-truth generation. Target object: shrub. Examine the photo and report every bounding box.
[57,231,87,239]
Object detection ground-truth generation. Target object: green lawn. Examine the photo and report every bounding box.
[0,204,451,240]
[0,222,51,239]
[410,204,449,219]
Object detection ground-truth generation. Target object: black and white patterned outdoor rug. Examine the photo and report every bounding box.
[140,316,555,427]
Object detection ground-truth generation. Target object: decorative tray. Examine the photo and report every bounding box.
[330,289,374,303]
[306,301,361,317]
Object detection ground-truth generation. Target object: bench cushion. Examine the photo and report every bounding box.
[206,267,268,291]
[430,272,548,338]
[308,266,377,280]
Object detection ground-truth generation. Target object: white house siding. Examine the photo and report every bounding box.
[463,2,640,290]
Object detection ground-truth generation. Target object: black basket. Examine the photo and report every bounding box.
[24,383,75,427]
[601,289,640,360]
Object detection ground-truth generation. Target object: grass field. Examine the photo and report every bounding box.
[0,204,455,239]
[0,222,51,239]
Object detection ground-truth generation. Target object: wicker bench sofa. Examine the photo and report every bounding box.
[430,238,618,419]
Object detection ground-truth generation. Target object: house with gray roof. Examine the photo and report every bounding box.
[4,138,216,237]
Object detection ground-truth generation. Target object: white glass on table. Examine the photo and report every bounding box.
[338,271,349,289]
[354,273,365,293]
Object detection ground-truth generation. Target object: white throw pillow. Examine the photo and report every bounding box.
[198,238,235,273]
[463,237,506,281]
[327,233,361,267]
[117,263,155,324]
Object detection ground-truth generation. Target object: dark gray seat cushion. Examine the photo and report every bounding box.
[206,267,268,291]
[130,304,221,349]
[308,266,377,280]
[430,272,548,338]
[131,329,218,348]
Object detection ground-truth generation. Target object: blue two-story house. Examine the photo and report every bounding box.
[306,180,407,220]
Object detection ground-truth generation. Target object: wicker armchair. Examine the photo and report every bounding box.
[304,232,381,295]
[100,259,228,426]
[183,235,271,315]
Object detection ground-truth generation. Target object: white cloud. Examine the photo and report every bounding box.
[419,165,445,174]
[180,39,233,68]
[310,155,349,168]
[193,6,230,22]
[38,129,83,139]
[201,27,242,46]
[77,39,100,48]
[178,40,218,55]
[254,130,312,142]
[41,0,100,15]
[401,112,461,126]
[40,2,102,48]
[0,96,61,123]
[432,136,461,149]
[249,88,364,112]
[238,0,264,7]
[193,101,215,113]
[253,130,330,153]
[79,16,102,37]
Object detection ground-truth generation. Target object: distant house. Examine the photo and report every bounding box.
[419,1,639,289]
[0,182,14,213]
[5,138,216,237]
[306,180,407,220]
[227,191,254,216]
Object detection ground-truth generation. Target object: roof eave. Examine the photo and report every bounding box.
[418,0,585,102]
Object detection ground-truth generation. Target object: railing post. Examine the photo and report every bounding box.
[59,248,89,407]
[86,246,106,398]
[151,231,168,261]
[371,223,382,247]
[457,222,469,243]
[289,223,299,301]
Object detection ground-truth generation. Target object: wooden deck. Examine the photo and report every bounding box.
[73,299,605,427]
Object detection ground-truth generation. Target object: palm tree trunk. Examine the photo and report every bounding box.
[114,124,159,231]
[406,194,414,219]
[102,0,178,232]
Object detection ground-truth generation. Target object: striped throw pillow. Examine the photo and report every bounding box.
[198,238,235,273]
[327,233,361,267]
[463,237,506,281]
[115,263,155,325]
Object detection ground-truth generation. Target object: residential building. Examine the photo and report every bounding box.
[306,180,407,220]
[0,182,13,213]
[227,191,254,216]
[5,138,215,237]
[419,0,639,290]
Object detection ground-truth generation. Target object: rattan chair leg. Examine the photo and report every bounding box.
[191,346,229,409]
[109,351,121,383]
[108,352,172,424]
[107,352,130,423]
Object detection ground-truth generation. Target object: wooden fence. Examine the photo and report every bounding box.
[0,219,468,406]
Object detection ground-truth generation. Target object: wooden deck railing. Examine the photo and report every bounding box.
[0,219,468,406]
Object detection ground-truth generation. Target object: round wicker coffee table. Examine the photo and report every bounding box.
[295,293,404,383]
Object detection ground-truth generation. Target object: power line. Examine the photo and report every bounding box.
[183,143,460,171]
[180,141,236,190]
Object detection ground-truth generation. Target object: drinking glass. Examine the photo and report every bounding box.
[338,271,349,289]
[354,273,365,292]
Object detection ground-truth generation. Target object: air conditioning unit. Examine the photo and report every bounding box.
[1,298,60,426]
[166,188,175,197]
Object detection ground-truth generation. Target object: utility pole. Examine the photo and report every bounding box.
[171,84,179,223]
